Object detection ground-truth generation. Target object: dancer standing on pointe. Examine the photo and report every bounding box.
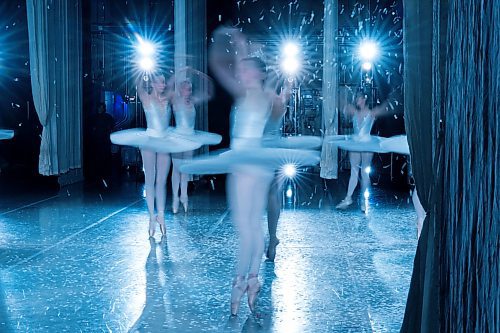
[336,91,388,211]
[170,69,215,214]
[209,28,287,315]
[111,73,201,237]
[181,28,319,315]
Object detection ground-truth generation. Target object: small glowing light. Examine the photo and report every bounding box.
[364,166,371,174]
[362,62,372,71]
[364,189,370,199]
[359,40,378,61]
[281,57,300,75]
[282,42,300,57]
[137,41,156,56]
[283,164,297,178]
[286,188,293,198]
[139,57,155,71]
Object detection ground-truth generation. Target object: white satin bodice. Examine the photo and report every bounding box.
[143,101,171,137]
[230,90,272,149]
[173,101,196,134]
[353,112,375,138]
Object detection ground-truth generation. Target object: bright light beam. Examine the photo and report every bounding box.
[282,164,297,179]
[139,57,155,71]
[358,40,378,61]
[282,42,300,57]
[281,57,300,76]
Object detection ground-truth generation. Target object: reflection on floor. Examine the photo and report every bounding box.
[0,175,417,332]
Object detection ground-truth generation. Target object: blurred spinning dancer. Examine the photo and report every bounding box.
[170,69,216,214]
[336,91,388,211]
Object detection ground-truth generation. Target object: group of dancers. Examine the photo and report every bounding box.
[106,27,425,316]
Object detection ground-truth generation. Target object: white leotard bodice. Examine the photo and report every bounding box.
[143,100,171,137]
[353,112,375,138]
[231,90,272,149]
[173,100,196,134]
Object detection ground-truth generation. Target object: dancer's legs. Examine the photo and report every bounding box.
[171,157,181,201]
[180,151,193,202]
[267,177,281,243]
[141,149,157,218]
[228,172,255,277]
[412,188,426,238]
[360,152,374,196]
[248,173,272,275]
[346,152,362,199]
[155,153,171,219]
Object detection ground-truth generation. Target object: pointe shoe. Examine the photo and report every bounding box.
[148,215,156,237]
[172,197,180,214]
[157,214,166,236]
[180,196,188,213]
[336,197,353,209]
[266,238,280,262]
[247,275,261,313]
[230,276,247,316]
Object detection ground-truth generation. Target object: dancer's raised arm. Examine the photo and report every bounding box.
[209,27,247,98]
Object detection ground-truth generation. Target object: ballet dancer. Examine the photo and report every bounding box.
[181,28,319,315]
[111,72,201,237]
[336,91,388,211]
[170,69,214,214]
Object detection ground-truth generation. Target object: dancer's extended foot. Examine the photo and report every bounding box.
[247,275,261,313]
[172,196,180,214]
[266,238,280,262]
[230,276,247,316]
[157,213,166,236]
[180,196,188,213]
[148,215,157,237]
[336,197,353,209]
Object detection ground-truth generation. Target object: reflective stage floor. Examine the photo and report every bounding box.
[0,175,417,332]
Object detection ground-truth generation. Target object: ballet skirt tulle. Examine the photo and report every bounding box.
[169,127,222,146]
[0,129,14,140]
[262,135,322,150]
[110,128,201,153]
[326,134,388,153]
[179,146,320,175]
[379,135,410,155]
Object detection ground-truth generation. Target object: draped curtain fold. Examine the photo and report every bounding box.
[26,0,82,176]
[320,0,339,179]
[402,0,498,332]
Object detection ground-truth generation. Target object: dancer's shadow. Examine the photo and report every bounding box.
[129,237,172,332]
[225,262,277,333]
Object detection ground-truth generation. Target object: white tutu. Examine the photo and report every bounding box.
[169,127,222,146]
[0,129,14,140]
[179,147,320,175]
[379,135,410,155]
[262,135,322,150]
[110,128,201,153]
[326,134,388,153]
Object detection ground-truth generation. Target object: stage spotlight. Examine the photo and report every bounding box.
[282,42,300,57]
[358,40,378,61]
[286,188,293,198]
[137,40,155,57]
[364,166,372,174]
[281,57,300,76]
[282,163,297,178]
[362,62,373,71]
[139,57,155,71]
[364,189,370,199]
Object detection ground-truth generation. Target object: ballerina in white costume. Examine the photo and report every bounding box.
[335,91,389,211]
[380,135,426,238]
[110,73,200,237]
[181,28,318,316]
[170,70,221,214]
